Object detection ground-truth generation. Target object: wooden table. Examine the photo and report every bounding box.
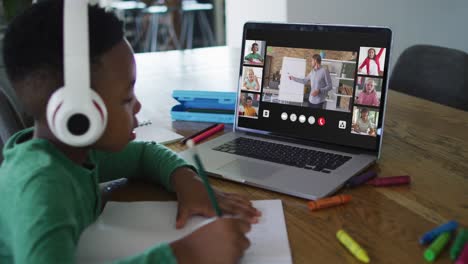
[112,46,468,263]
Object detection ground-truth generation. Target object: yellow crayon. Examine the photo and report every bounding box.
[336,229,370,263]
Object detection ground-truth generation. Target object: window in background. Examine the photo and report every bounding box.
[105,0,225,53]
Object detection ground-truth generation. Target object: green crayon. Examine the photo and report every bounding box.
[450,228,468,260]
[424,232,451,262]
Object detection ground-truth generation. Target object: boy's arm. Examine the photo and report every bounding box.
[13,174,81,264]
[94,141,194,191]
[12,169,180,264]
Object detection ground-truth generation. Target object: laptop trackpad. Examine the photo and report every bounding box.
[216,159,278,180]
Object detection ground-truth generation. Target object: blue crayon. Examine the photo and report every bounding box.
[346,171,377,188]
[419,220,458,245]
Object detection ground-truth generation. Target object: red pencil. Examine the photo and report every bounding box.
[191,124,225,144]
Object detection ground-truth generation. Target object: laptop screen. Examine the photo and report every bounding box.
[236,22,392,152]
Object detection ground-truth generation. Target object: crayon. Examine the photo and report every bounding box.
[451,229,468,260]
[419,220,458,245]
[308,194,351,211]
[455,243,468,264]
[336,229,370,263]
[346,170,377,188]
[366,175,410,186]
[424,232,451,262]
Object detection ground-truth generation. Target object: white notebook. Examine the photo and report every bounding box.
[76,200,292,264]
[135,120,183,145]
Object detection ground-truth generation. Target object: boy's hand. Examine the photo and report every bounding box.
[171,167,261,229]
[170,217,251,264]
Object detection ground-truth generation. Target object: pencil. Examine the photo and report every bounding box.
[180,123,219,144]
[186,140,223,216]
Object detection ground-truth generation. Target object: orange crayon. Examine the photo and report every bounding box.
[308,194,352,211]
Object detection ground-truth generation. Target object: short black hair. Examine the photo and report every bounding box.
[246,96,253,101]
[2,0,124,119]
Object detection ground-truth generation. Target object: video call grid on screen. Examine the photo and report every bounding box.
[236,23,392,152]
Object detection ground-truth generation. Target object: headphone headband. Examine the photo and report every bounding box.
[46,0,108,147]
[64,0,90,100]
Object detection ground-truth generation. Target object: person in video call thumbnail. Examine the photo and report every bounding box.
[243,68,260,91]
[352,108,376,136]
[241,95,258,117]
[244,43,264,64]
[356,78,380,106]
[358,48,384,76]
[289,54,332,109]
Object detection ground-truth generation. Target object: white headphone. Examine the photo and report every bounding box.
[46,0,107,147]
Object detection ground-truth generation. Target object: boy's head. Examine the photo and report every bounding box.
[246,96,253,106]
[3,1,141,151]
[251,43,258,53]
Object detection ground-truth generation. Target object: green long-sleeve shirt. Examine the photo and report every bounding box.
[0,128,191,263]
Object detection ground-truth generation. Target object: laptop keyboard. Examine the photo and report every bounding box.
[212,137,352,173]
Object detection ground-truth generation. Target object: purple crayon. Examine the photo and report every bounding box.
[455,243,468,264]
[366,175,411,187]
[346,170,377,188]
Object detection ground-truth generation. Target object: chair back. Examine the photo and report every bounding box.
[0,87,26,163]
[389,45,468,111]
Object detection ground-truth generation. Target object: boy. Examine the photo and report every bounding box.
[244,43,264,64]
[0,1,260,263]
[242,96,258,117]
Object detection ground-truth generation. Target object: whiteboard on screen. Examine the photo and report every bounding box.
[278,57,306,103]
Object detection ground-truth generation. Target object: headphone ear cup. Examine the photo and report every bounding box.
[46,88,66,138]
[89,89,108,129]
[46,87,108,147]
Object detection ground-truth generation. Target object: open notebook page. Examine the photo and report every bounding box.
[76,200,292,264]
[134,121,183,145]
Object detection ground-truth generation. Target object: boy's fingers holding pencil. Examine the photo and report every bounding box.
[171,217,251,264]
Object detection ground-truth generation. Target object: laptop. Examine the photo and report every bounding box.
[180,22,393,200]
